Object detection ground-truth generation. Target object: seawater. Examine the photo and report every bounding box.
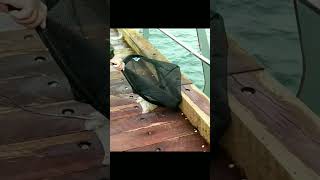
[216,0,303,93]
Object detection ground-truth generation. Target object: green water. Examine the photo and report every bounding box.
[216,0,303,94]
[139,29,210,90]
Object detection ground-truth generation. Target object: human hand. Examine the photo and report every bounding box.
[0,0,47,29]
[110,55,125,71]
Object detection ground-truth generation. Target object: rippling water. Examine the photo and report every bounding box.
[216,0,303,93]
[140,29,210,90]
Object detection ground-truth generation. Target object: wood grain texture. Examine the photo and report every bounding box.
[0,75,72,111]
[0,51,67,81]
[129,133,209,152]
[111,120,196,151]
[45,166,109,180]
[110,70,133,95]
[229,71,320,178]
[111,105,185,136]
[182,84,210,116]
[223,70,320,180]
[0,132,105,180]
[0,101,103,145]
[0,30,46,57]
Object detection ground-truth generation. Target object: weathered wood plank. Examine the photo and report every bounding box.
[179,83,210,143]
[0,51,67,81]
[0,100,103,145]
[0,75,72,111]
[110,94,139,107]
[129,133,209,152]
[111,104,186,136]
[223,70,320,180]
[182,84,210,116]
[119,29,210,143]
[0,131,97,159]
[110,70,133,95]
[45,166,109,180]
[111,120,197,151]
[110,100,142,121]
[0,29,46,57]
[0,132,104,180]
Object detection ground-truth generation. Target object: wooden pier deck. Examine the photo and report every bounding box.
[0,15,108,179]
[110,29,210,152]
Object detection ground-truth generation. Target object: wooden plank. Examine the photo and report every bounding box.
[0,131,97,159]
[0,29,46,57]
[0,75,73,111]
[110,94,139,107]
[223,70,320,180]
[0,51,67,81]
[180,84,210,143]
[182,84,210,116]
[111,104,187,136]
[111,93,209,152]
[111,120,197,151]
[111,103,141,121]
[45,166,109,180]
[0,132,105,180]
[129,133,209,152]
[119,29,210,143]
[110,70,133,95]
[227,38,264,75]
[0,100,103,145]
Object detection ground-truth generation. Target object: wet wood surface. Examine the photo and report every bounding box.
[0,18,107,179]
[110,29,209,152]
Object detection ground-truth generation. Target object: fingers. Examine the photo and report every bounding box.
[25,4,46,29]
[7,1,47,29]
[14,8,38,24]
